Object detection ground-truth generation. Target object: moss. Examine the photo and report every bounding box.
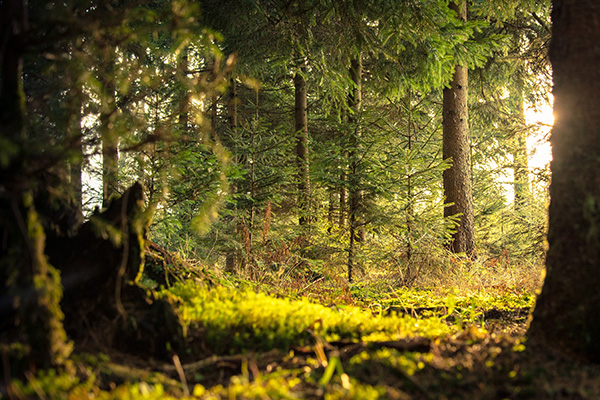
[24,191,73,368]
[165,282,455,354]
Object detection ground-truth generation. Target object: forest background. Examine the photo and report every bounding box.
[3,0,580,398]
[29,0,551,283]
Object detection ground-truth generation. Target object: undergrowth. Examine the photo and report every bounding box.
[167,282,457,355]
[9,248,591,400]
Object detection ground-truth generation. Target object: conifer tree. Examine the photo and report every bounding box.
[347,56,363,282]
[294,68,310,226]
[529,0,600,361]
[0,0,72,369]
[443,0,475,256]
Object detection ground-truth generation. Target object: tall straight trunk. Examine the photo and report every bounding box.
[405,91,414,263]
[347,57,362,282]
[228,78,238,128]
[0,0,71,369]
[294,71,310,226]
[529,0,600,360]
[177,47,190,131]
[327,190,335,233]
[225,78,239,273]
[339,103,347,229]
[101,47,119,208]
[512,78,529,209]
[67,73,83,219]
[339,170,346,229]
[442,0,475,256]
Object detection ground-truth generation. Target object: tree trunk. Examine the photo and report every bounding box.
[339,172,346,229]
[101,47,119,208]
[512,77,529,210]
[67,73,83,219]
[442,0,475,256]
[405,91,415,265]
[294,71,310,226]
[228,78,238,128]
[0,0,72,369]
[225,78,239,273]
[177,47,190,131]
[347,57,362,282]
[327,190,335,233]
[529,0,600,361]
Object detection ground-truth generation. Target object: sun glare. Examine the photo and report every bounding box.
[526,99,554,170]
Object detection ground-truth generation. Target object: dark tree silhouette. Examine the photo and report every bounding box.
[529,0,600,361]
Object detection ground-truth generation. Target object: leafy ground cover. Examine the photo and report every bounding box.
[5,266,600,400]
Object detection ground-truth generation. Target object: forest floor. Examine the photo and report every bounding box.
[4,258,600,399]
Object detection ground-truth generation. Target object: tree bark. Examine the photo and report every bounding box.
[442,0,475,256]
[294,71,310,226]
[101,47,119,208]
[177,47,190,131]
[347,57,362,282]
[339,170,346,229]
[67,73,83,219]
[529,0,600,361]
[512,76,529,210]
[0,0,72,369]
[225,78,239,273]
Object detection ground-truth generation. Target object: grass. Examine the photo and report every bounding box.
[6,253,600,399]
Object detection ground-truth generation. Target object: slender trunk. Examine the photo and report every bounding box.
[339,161,346,229]
[177,48,189,131]
[67,73,83,219]
[0,1,26,144]
[294,71,310,226]
[249,90,259,237]
[347,57,362,282]
[327,190,335,233]
[101,112,118,207]
[228,78,238,128]
[512,78,529,209]
[406,92,414,264]
[225,78,239,273]
[101,47,119,208]
[442,0,475,256]
[529,0,600,360]
[210,60,218,135]
[338,103,347,229]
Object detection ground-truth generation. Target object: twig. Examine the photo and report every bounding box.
[172,354,189,397]
[164,350,280,373]
[301,276,324,292]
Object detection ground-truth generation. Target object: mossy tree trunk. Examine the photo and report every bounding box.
[442,0,475,256]
[0,0,72,369]
[529,0,600,361]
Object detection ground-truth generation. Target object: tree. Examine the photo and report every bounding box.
[1,0,230,367]
[347,56,363,282]
[99,45,119,207]
[443,0,475,256]
[294,68,310,227]
[529,0,600,360]
[466,1,551,260]
[0,0,72,369]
